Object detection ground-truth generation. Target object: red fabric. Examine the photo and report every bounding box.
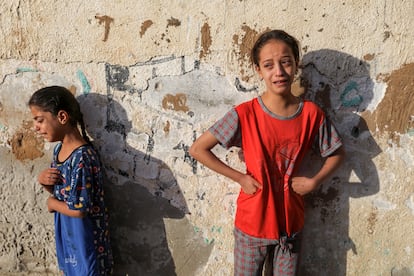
[234,98,325,239]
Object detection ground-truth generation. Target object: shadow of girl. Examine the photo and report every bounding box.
[78,93,212,276]
[296,49,381,275]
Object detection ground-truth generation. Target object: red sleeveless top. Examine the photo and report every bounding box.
[234,98,327,239]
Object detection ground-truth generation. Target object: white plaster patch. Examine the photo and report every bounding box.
[0,124,9,148]
[348,169,362,183]
[372,198,396,210]
[126,132,148,150]
[384,137,414,169]
[365,80,387,113]
[396,136,414,168]
[405,194,414,215]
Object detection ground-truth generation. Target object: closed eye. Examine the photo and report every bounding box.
[33,117,44,123]
[281,59,292,65]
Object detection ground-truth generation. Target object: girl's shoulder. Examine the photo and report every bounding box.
[53,142,62,150]
[66,144,99,164]
[75,144,99,158]
[301,100,327,123]
[302,99,325,113]
[235,97,258,112]
[52,142,63,157]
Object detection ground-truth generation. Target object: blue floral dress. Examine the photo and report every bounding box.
[51,143,113,275]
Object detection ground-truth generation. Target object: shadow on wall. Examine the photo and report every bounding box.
[78,93,212,276]
[297,49,381,275]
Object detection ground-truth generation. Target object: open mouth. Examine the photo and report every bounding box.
[273,80,288,85]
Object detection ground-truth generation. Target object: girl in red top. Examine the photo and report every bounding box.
[190,30,344,275]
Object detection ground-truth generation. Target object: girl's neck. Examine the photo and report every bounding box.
[260,91,300,117]
[58,129,87,162]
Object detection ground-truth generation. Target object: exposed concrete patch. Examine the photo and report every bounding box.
[140,20,154,37]
[363,53,375,61]
[199,22,212,59]
[163,120,171,135]
[364,63,414,143]
[167,17,181,27]
[367,208,378,234]
[95,14,114,42]
[162,93,189,112]
[380,63,414,135]
[152,17,181,46]
[10,121,44,161]
[232,25,259,82]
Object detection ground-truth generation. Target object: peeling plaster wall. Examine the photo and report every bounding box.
[1,1,414,275]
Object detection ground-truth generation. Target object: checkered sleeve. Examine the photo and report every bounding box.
[208,108,242,149]
[318,117,343,157]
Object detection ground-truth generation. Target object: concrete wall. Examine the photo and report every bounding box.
[0,1,413,275]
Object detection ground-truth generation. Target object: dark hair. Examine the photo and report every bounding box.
[251,29,300,67]
[28,86,91,143]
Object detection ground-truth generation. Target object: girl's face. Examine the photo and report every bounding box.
[30,105,65,142]
[255,39,297,96]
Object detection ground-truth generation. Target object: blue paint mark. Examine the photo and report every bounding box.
[16,67,38,73]
[77,70,91,95]
[340,81,363,107]
[211,226,222,233]
[204,238,215,244]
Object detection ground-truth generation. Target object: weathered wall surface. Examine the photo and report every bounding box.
[0,1,413,275]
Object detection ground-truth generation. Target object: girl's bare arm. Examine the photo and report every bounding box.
[47,196,86,218]
[291,146,345,195]
[189,131,262,194]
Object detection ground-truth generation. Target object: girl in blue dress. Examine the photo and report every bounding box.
[29,86,113,275]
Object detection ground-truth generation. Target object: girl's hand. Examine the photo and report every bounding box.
[291,147,345,196]
[291,176,318,196]
[38,168,60,186]
[239,174,262,195]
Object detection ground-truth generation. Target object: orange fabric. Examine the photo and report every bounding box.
[234,99,325,239]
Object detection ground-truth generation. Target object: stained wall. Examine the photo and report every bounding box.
[0,1,413,275]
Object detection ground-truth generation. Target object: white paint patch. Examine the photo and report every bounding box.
[405,194,414,215]
[397,136,414,168]
[365,80,387,113]
[372,198,396,210]
[348,169,362,183]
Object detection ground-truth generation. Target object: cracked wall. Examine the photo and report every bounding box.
[1,1,414,275]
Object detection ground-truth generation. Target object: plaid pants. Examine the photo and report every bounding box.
[234,227,301,276]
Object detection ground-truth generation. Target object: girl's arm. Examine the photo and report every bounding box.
[189,131,262,194]
[47,196,86,218]
[291,146,345,195]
